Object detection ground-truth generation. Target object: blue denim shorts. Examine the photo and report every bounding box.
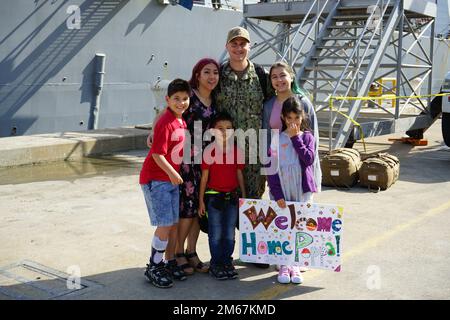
[141,181,180,227]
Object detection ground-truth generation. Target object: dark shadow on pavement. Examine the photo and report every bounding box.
[0,264,324,300]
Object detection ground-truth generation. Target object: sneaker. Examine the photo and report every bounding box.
[145,262,173,288]
[290,266,304,284]
[166,259,187,281]
[277,265,291,284]
[209,265,228,280]
[224,264,238,280]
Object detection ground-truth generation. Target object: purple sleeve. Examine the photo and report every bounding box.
[267,174,285,201]
[290,132,315,166]
[266,147,285,201]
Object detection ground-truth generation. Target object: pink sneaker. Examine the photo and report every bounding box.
[277,265,291,284]
[290,266,304,284]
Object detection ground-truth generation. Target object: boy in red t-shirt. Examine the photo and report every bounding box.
[140,79,190,288]
[198,112,246,280]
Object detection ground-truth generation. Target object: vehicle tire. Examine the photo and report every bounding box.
[443,113,450,147]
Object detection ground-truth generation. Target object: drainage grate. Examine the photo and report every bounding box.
[0,260,102,300]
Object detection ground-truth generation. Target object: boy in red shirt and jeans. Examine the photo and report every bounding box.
[140,79,191,288]
[199,112,246,280]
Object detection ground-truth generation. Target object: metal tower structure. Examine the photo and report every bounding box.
[238,0,438,149]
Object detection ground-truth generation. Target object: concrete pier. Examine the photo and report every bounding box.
[0,121,449,300]
[0,127,149,168]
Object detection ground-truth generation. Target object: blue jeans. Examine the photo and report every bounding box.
[207,194,238,266]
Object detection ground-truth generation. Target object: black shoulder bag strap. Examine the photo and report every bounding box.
[254,63,269,102]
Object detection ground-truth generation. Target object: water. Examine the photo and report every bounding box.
[0,150,147,185]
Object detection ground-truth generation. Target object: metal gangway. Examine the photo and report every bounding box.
[236,0,438,149]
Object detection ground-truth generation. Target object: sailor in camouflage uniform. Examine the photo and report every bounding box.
[216,27,269,200]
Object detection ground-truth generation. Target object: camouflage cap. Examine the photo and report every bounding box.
[226,26,250,43]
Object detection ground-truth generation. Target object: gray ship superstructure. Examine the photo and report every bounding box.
[1,0,449,144]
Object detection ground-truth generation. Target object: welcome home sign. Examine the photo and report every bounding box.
[239,198,343,272]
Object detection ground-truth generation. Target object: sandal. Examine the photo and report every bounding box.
[175,253,194,275]
[185,251,209,273]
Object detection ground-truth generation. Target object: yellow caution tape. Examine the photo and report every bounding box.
[328,92,450,153]
[331,92,450,101]
[329,98,367,153]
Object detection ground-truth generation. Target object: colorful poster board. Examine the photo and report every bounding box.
[239,198,343,272]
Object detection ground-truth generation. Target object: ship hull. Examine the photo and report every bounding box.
[0,0,242,137]
[1,0,449,137]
